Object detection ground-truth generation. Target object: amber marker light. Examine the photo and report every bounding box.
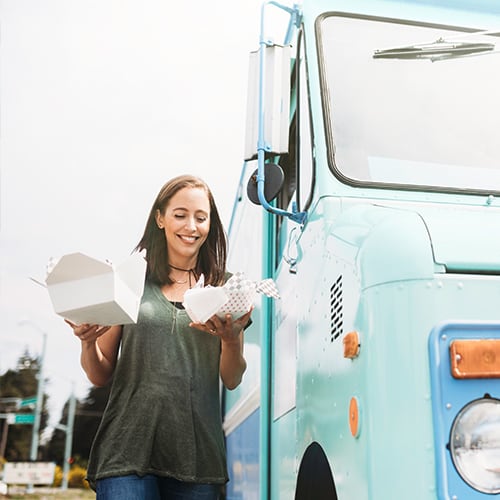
[349,397,360,438]
[450,339,500,379]
[343,331,360,359]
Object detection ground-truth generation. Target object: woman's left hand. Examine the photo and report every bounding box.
[190,307,253,343]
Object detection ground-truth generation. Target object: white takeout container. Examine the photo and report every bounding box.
[45,252,146,325]
[216,288,257,320]
[183,285,256,323]
[183,287,229,323]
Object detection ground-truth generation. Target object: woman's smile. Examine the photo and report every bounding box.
[177,234,199,243]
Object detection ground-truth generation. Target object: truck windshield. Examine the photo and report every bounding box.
[317,14,500,192]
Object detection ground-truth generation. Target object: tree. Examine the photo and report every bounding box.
[45,383,110,466]
[0,350,49,461]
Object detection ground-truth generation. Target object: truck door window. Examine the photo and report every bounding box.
[297,32,314,211]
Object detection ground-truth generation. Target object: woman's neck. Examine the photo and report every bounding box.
[168,258,198,272]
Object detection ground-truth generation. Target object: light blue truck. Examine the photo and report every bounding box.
[223,1,500,498]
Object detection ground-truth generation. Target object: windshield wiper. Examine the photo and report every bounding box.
[373,37,495,61]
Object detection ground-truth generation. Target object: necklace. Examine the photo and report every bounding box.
[171,277,188,284]
[169,264,197,286]
[170,264,195,272]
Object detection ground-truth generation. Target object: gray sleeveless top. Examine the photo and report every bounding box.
[86,280,227,488]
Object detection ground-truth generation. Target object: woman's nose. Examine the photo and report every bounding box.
[185,217,197,231]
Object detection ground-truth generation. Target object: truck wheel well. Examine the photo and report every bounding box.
[295,442,338,500]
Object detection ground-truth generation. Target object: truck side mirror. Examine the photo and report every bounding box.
[247,163,284,205]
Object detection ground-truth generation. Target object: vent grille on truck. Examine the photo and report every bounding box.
[330,275,343,342]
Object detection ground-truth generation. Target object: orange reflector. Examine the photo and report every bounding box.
[349,397,360,438]
[343,331,360,359]
[450,339,500,379]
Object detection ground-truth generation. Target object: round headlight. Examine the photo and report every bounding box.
[449,397,500,494]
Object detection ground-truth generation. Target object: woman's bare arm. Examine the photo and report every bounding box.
[190,310,251,390]
[66,321,123,386]
[219,329,247,390]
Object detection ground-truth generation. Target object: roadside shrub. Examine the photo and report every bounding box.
[68,464,90,489]
[52,464,63,487]
[51,464,89,489]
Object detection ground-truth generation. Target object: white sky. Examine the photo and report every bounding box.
[0,0,288,435]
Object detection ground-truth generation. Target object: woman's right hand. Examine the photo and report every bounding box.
[65,319,111,343]
[65,320,122,386]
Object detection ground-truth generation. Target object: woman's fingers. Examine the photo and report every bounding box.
[189,307,253,338]
[65,320,110,342]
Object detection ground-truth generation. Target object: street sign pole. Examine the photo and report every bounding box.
[61,386,76,491]
[17,321,48,495]
[0,418,8,459]
[30,333,46,465]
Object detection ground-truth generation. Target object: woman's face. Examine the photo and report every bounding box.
[156,187,211,264]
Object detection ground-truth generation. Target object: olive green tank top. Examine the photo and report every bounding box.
[86,280,227,488]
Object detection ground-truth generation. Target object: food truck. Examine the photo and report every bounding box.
[222,1,500,498]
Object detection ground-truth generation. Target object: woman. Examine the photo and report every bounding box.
[67,175,251,499]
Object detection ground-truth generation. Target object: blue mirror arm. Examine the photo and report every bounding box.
[256,155,307,224]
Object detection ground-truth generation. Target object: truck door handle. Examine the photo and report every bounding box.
[283,226,299,273]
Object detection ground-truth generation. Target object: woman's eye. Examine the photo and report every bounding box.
[174,214,185,219]
[197,217,207,223]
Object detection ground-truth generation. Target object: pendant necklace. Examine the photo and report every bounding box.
[171,277,188,284]
[169,264,197,286]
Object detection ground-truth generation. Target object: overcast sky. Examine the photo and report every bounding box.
[0,0,287,435]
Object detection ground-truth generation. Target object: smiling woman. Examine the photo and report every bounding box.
[65,174,252,500]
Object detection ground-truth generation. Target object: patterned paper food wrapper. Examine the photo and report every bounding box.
[183,272,280,323]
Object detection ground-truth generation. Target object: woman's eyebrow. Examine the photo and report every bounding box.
[171,207,209,215]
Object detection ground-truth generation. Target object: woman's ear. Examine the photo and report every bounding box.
[155,209,164,229]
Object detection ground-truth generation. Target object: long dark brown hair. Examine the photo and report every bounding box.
[135,175,227,286]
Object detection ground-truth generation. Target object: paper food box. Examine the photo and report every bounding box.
[45,252,146,326]
[183,272,280,324]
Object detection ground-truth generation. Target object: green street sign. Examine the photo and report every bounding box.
[13,414,35,424]
[19,397,37,408]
